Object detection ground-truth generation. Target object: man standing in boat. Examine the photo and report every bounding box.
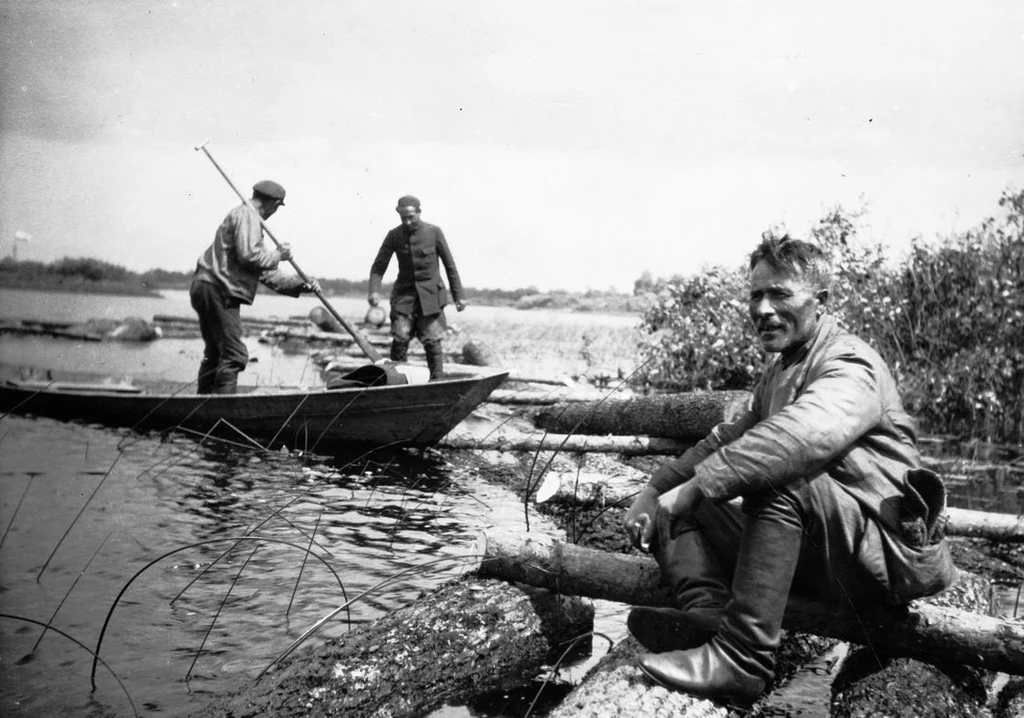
[624,235,956,706]
[367,195,466,380]
[190,180,320,394]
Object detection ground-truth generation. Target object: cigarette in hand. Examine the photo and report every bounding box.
[635,513,651,551]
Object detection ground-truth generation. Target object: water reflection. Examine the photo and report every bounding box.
[0,415,544,717]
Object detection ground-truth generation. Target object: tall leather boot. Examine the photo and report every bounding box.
[196,362,216,395]
[390,338,410,362]
[212,369,239,395]
[638,517,802,706]
[628,527,728,652]
[424,340,445,380]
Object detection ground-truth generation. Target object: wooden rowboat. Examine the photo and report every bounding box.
[0,367,509,453]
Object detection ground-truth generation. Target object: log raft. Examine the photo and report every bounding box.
[472,531,1024,675]
[545,571,997,718]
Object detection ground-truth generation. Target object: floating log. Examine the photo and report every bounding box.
[0,320,105,341]
[485,390,562,406]
[472,531,1024,675]
[194,576,594,718]
[532,391,751,442]
[533,472,1024,542]
[260,327,392,347]
[153,313,311,330]
[0,317,158,342]
[439,431,692,456]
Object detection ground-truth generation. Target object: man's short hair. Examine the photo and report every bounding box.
[749,235,833,290]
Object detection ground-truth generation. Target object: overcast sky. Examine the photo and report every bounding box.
[1,1,1021,292]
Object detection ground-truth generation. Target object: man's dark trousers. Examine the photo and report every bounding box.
[189,279,248,394]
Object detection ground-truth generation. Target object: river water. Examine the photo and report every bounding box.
[0,288,635,717]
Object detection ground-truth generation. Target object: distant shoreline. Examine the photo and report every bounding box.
[0,282,646,314]
[0,280,162,298]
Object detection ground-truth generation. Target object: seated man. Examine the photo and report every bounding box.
[624,236,956,706]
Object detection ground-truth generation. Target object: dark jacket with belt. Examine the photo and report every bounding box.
[649,315,957,604]
[368,222,464,316]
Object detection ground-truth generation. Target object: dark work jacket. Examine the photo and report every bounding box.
[649,316,957,605]
[368,222,464,316]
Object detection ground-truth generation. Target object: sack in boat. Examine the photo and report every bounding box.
[325,363,410,389]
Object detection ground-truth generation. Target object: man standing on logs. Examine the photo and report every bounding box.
[190,180,321,394]
[368,195,465,380]
[624,235,956,706]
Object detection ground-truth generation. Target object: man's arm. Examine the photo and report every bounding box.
[626,404,758,550]
[259,270,319,297]
[694,353,883,502]
[435,230,464,305]
[368,234,395,305]
[647,408,761,494]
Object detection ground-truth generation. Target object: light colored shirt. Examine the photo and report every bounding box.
[194,204,300,304]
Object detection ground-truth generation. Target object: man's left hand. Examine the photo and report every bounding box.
[455,300,467,312]
[303,279,322,294]
[654,480,704,542]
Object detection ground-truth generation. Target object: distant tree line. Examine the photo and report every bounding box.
[0,256,639,310]
[0,256,162,296]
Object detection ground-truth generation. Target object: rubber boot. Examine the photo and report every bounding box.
[424,341,445,380]
[628,528,728,652]
[638,517,802,706]
[390,338,410,362]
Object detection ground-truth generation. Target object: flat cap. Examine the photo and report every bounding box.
[396,195,421,210]
[253,180,286,204]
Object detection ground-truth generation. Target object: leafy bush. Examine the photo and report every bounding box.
[637,188,1024,443]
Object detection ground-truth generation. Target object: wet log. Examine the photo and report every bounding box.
[532,391,751,442]
[438,431,692,456]
[829,571,995,718]
[194,576,594,718]
[534,472,1024,542]
[153,313,310,330]
[545,636,725,718]
[472,531,1024,675]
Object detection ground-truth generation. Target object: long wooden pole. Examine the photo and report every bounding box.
[194,139,382,362]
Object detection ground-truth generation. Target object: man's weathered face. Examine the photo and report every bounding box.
[748,260,828,354]
[398,206,421,230]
